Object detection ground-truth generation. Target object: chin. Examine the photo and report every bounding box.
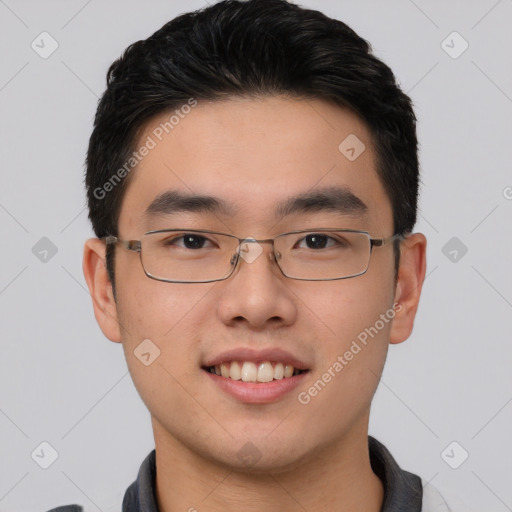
[213,445,312,475]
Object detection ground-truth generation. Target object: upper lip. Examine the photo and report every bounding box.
[203,347,310,370]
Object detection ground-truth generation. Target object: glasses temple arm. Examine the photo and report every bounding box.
[104,236,142,253]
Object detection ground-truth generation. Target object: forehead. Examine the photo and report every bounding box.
[118,96,392,234]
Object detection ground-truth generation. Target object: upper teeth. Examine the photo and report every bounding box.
[209,361,303,382]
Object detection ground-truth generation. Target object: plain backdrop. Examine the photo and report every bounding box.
[0,1,511,511]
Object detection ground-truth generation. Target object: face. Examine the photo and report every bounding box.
[85,96,425,473]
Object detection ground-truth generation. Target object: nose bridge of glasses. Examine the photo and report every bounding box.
[235,237,280,266]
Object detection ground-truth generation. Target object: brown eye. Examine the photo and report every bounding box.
[162,234,214,249]
[296,234,339,250]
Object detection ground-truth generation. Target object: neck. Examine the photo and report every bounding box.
[152,420,384,512]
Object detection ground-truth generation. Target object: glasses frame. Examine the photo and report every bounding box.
[104,228,404,284]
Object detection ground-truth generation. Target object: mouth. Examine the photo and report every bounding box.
[202,361,309,383]
[201,348,311,403]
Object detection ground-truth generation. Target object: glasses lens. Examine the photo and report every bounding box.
[275,230,371,280]
[140,230,238,282]
[139,229,372,282]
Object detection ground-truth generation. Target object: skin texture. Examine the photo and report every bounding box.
[83,96,427,512]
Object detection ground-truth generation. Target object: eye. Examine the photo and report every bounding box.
[296,233,341,250]
[163,233,215,249]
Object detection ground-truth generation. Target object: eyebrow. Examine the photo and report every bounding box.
[144,186,368,219]
[275,186,368,218]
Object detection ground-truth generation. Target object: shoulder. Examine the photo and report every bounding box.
[43,506,83,512]
[421,480,452,511]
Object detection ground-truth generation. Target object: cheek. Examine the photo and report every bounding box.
[115,265,210,341]
[308,268,396,346]
[319,297,393,387]
[298,272,396,406]
[114,278,208,403]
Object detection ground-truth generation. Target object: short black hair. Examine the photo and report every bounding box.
[85,0,419,285]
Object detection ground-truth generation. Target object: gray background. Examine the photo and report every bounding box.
[0,0,511,511]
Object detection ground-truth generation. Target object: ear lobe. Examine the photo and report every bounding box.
[82,238,122,343]
[389,233,427,345]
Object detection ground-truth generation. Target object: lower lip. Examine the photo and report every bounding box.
[203,369,309,404]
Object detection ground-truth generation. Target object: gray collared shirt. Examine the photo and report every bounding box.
[47,436,428,512]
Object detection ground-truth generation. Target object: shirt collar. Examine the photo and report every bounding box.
[122,436,422,512]
[368,436,423,511]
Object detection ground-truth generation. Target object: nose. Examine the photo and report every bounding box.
[236,238,278,265]
[216,239,297,329]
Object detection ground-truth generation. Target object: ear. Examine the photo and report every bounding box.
[389,233,427,344]
[82,238,122,343]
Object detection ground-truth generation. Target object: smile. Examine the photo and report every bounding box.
[204,361,308,383]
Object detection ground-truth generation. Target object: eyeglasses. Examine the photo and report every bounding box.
[104,228,403,283]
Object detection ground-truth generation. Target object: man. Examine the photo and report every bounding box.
[49,0,451,510]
